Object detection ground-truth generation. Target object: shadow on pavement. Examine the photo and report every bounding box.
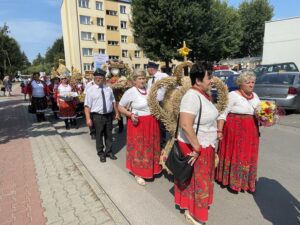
[253,177,300,225]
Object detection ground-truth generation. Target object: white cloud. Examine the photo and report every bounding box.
[7,19,62,61]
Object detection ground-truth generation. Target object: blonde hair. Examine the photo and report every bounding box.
[236,71,256,86]
[132,68,146,80]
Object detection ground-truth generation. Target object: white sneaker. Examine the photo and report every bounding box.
[135,176,146,186]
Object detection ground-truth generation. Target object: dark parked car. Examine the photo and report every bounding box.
[254,72,300,112]
[254,62,299,76]
[212,73,239,102]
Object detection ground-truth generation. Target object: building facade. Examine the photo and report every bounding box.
[61,0,149,73]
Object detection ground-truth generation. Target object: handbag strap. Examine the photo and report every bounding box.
[175,95,202,138]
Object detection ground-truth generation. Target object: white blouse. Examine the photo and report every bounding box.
[218,91,261,121]
[177,89,219,148]
[58,84,72,101]
[119,87,151,116]
[31,80,45,98]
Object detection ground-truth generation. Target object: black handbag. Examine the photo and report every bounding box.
[28,104,36,114]
[165,96,202,184]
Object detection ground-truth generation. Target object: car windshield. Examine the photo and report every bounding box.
[256,74,296,85]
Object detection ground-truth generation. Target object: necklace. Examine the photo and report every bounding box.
[238,89,254,100]
[136,87,147,95]
[191,86,211,101]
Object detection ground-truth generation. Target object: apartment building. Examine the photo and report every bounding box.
[61,0,149,73]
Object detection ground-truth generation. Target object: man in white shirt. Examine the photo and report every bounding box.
[146,62,169,148]
[84,68,120,162]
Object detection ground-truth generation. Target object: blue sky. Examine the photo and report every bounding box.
[0,0,299,62]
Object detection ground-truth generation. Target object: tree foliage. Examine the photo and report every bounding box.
[0,24,31,79]
[238,0,273,57]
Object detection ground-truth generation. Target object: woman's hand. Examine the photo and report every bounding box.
[130,113,138,125]
[217,130,223,140]
[187,151,200,166]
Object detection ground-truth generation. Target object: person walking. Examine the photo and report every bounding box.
[57,75,78,129]
[84,74,96,139]
[3,75,12,96]
[27,72,49,122]
[215,71,261,193]
[84,68,120,162]
[174,62,218,225]
[118,69,162,186]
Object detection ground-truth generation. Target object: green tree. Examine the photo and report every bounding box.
[238,0,273,57]
[206,0,242,61]
[131,0,213,67]
[45,37,64,68]
[0,24,30,79]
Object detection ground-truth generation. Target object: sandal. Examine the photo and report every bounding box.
[135,176,146,186]
[184,210,206,225]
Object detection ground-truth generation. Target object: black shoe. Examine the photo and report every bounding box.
[91,134,96,140]
[100,155,106,162]
[108,154,117,160]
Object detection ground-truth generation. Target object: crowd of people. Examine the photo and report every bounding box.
[19,61,261,225]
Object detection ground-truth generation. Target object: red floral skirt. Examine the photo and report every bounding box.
[58,99,76,119]
[174,141,215,223]
[126,115,162,178]
[215,113,259,192]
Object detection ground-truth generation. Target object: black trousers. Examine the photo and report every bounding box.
[92,113,113,156]
[89,113,96,136]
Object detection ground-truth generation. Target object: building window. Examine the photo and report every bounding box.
[97,33,105,41]
[83,63,93,71]
[78,0,89,8]
[97,18,104,26]
[80,15,91,25]
[109,55,119,60]
[106,10,117,16]
[95,1,103,10]
[121,35,128,43]
[107,25,118,31]
[122,50,128,57]
[144,64,147,69]
[108,41,119,46]
[134,50,140,58]
[120,21,127,29]
[82,48,93,56]
[81,32,92,41]
[135,64,141,69]
[120,5,126,14]
[99,49,105,54]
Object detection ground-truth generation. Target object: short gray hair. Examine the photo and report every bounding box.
[132,68,146,80]
[236,71,256,86]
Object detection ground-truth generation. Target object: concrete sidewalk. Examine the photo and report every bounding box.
[0,88,129,225]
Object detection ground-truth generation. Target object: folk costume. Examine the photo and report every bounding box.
[57,81,77,129]
[27,79,49,122]
[119,87,162,179]
[216,91,260,192]
[175,88,218,223]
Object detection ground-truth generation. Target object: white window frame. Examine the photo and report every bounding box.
[82,48,93,56]
[97,17,104,26]
[78,0,89,8]
[109,55,119,60]
[121,35,128,43]
[120,21,127,29]
[99,49,106,54]
[81,32,92,41]
[80,15,91,25]
[108,41,119,46]
[98,33,105,41]
[122,50,128,58]
[83,63,93,71]
[95,1,103,10]
[106,10,117,16]
[107,25,118,31]
[120,5,126,14]
[134,50,140,58]
[135,64,141,69]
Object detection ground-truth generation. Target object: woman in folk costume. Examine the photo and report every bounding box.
[49,76,60,119]
[27,72,50,122]
[57,74,77,129]
[216,71,260,193]
[174,62,218,225]
[118,69,161,186]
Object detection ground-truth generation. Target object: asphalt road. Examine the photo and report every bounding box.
[50,113,300,225]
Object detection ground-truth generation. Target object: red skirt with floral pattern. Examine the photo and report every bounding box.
[215,113,259,192]
[174,141,215,223]
[58,99,76,119]
[126,115,162,179]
